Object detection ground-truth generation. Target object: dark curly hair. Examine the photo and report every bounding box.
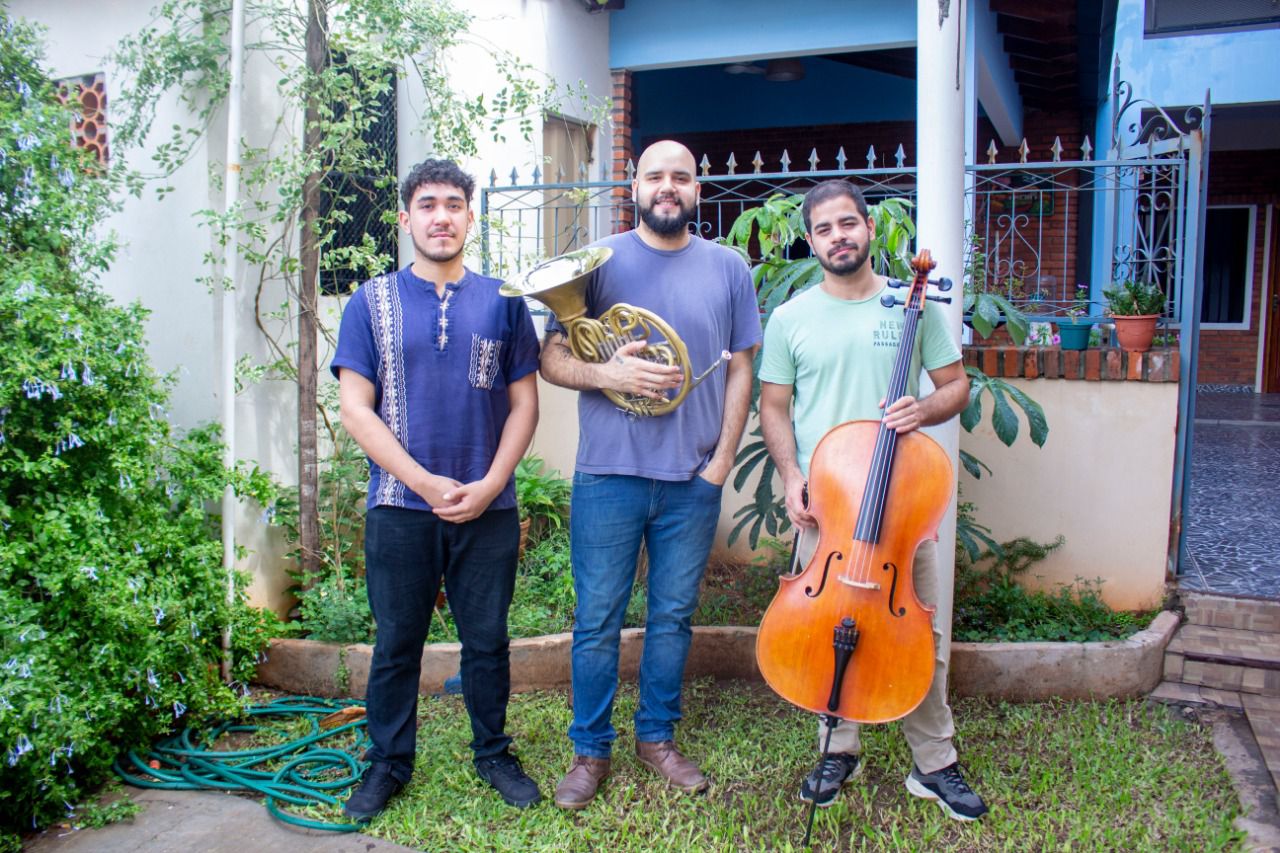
[400,159,476,209]
[801,180,870,233]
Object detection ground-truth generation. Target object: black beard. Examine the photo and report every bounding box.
[818,243,870,276]
[639,197,695,236]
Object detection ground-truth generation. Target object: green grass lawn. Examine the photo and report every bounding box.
[349,681,1243,852]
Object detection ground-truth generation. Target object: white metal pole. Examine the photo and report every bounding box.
[221,0,246,683]
[917,0,967,657]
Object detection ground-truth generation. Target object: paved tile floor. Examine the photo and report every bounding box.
[1182,392,1280,600]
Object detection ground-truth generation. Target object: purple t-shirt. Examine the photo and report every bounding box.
[331,265,539,511]
[548,231,762,481]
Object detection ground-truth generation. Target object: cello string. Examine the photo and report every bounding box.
[855,296,922,585]
[849,294,918,585]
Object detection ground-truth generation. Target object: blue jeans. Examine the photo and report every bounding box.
[567,472,723,757]
[364,505,519,783]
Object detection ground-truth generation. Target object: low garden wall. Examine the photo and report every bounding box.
[256,610,1180,703]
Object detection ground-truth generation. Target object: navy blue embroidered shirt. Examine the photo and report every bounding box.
[331,265,539,512]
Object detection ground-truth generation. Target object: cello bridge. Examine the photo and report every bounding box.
[837,577,881,590]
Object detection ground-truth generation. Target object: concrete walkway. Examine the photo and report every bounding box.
[23,787,418,853]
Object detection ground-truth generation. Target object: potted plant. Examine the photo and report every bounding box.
[515,454,571,556]
[1103,279,1166,353]
[1055,284,1094,351]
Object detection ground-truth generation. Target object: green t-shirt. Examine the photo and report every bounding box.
[758,282,961,477]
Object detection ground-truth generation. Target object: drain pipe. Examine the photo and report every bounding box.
[221,0,247,683]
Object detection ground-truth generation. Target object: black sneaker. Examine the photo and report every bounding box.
[798,753,862,807]
[343,761,404,822]
[475,752,543,808]
[906,762,989,821]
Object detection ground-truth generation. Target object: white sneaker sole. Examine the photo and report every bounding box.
[905,773,982,822]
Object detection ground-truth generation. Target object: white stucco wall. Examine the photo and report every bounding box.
[958,378,1177,611]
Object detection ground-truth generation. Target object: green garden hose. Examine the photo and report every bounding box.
[113,696,371,832]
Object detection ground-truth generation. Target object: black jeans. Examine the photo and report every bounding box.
[363,505,519,782]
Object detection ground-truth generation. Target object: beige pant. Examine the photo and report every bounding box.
[795,527,958,774]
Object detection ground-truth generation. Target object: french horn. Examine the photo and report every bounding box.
[500,247,730,417]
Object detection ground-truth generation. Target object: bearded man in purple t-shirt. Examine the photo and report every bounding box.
[333,159,543,819]
[540,140,762,809]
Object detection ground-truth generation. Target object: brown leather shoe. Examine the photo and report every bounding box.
[553,755,611,809]
[635,740,709,794]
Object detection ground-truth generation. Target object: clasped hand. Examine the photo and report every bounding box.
[418,473,500,524]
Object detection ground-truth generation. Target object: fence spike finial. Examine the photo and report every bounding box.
[894,144,906,168]
[556,164,565,182]
[726,152,738,175]
[532,165,542,184]
[625,158,635,181]
[1051,136,1063,163]
[699,154,711,177]
[489,168,498,187]
[835,146,847,170]
[808,148,819,172]
[986,140,998,164]
[1018,138,1030,164]
[779,149,791,173]
[866,145,877,170]
[752,151,763,174]
[510,167,519,186]
[1081,136,1093,160]
[580,161,589,180]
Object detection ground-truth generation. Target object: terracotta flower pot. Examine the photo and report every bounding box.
[518,516,532,559]
[1112,314,1160,353]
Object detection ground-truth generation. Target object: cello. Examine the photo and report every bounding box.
[755,250,954,725]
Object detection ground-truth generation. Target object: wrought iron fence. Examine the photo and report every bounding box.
[481,136,1199,326]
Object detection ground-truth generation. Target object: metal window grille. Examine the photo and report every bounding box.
[320,73,397,296]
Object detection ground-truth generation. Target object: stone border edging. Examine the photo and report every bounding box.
[255,611,1179,702]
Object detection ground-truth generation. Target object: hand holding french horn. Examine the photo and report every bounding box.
[602,339,683,403]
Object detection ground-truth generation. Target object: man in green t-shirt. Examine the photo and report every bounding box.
[757,180,987,821]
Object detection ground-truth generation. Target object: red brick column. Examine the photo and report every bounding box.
[610,68,635,233]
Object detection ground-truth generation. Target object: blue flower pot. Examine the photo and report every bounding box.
[1055,320,1093,351]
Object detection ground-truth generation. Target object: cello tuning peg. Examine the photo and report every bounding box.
[925,295,952,304]
[931,277,953,292]
[880,294,902,308]
[885,278,907,289]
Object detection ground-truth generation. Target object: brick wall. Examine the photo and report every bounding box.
[1196,149,1280,386]
[609,69,635,233]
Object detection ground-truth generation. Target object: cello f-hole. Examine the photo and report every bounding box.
[805,550,843,598]
[883,562,906,617]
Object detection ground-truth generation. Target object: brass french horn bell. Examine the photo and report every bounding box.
[500,247,730,417]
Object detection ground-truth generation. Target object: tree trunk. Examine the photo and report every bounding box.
[297,0,326,583]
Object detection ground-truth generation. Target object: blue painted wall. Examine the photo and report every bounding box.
[1109,0,1280,112]
[608,0,915,71]
[632,57,916,140]
[1090,0,1280,288]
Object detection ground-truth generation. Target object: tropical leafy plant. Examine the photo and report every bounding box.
[1103,279,1166,316]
